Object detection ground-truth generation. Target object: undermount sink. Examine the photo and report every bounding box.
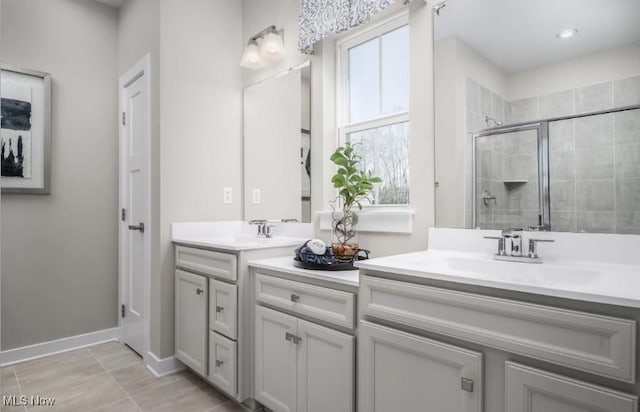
[407,252,602,287]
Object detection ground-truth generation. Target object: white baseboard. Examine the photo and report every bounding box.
[145,351,185,377]
[1,327,121,366]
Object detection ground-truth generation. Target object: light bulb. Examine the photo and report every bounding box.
[240,41,263,70]
[259,31,285,61]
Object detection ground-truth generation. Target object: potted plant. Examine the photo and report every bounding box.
[330,141,382,259]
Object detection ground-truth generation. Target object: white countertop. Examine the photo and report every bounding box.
[173,236,306,252]
[356,249,640,308]
[171,221,312,252]
[249,256,360,288]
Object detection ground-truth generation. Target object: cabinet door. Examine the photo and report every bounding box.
[255,306,298,412]
[359,321,483,412]
[296,319,354,412]
[175,270,208,376]
[209,331,237,397]
[505,362,638,412]
[209,279,237,339]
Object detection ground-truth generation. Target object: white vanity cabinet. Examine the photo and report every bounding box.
[249,259,359,412]
[174,243,303,404]
[357,270,640,412]
[255,305,355,412]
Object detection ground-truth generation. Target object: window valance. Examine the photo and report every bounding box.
[298,0,404,54]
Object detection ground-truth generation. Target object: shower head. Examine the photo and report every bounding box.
[485,115,503,126]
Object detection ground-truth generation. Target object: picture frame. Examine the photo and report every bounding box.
[1,64,52,194]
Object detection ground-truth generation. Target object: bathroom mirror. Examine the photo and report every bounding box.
[434,0,640,234]
[243,64,311,222]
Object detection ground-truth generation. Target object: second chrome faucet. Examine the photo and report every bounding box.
[484,228,554,263]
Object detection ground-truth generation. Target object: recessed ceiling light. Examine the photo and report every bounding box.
[556,29,578,39]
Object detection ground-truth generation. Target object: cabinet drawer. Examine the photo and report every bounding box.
[176,245,237,281]
[256,274,356,329]
[361,275,636,382]
[209,279,238,340]
[208,331,237,398]
[505,362,638,412]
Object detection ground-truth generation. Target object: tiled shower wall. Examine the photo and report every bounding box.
[465,79,511,228]
[467,76,640,233]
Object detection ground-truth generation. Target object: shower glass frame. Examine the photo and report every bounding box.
[471,104,640,231]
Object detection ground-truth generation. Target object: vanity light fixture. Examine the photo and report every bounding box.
[240,25,285,70]
[556,28,578,39]
[240,39,263,70]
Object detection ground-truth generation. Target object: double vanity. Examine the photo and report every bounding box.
[172,222,640,412]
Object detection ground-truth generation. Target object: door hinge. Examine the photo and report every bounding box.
[121,208,126,222]
[121,304,126,318]
[122,112,126,126]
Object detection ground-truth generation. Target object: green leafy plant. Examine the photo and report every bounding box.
[330,141,382,248]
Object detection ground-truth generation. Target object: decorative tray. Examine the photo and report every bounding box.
[293,249,370,271]
[293,256,367,271]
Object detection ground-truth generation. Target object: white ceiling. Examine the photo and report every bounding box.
[434,0,640,73]
[96,0,125,8]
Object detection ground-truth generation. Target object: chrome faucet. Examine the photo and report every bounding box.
[249,220,267,237]
[248,220,276,238]
[503,228,523,256]
[484,228,554,263]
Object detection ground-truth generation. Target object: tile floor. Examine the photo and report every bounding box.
[1,342,245,412]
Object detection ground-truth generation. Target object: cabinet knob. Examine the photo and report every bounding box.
[215,360,224,367]
[216,305,224,313]
[285,332,302,344]
[290,294,300,302]
[461,377,474,393]
[196,288,204,295]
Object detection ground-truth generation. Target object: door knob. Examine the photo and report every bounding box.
[290,294,300,302]
[196,288,204,295]
[215,360,224,367]
[216,305,224,313]
[128,222,144,233]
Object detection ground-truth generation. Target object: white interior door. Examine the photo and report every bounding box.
[120,59,150,356]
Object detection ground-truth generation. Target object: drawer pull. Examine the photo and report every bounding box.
[216,305,224,313]
[285,332,302,344]
[461,377,474,393]
[196,288,204,295]
[215,360,224,367]
[290,294,300,302]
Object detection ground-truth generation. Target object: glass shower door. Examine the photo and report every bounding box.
[474,127,542,230]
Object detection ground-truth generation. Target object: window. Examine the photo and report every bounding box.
[338,14,410,205]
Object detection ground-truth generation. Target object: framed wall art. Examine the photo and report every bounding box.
[1,64,52,194]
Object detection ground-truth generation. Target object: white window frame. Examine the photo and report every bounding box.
[336,11,410,207]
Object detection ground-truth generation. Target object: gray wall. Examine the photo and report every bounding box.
[157,0,244,358]
[1,0,119,350]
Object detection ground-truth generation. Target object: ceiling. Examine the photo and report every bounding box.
[434,0,640,73]
[96,0,125,8]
